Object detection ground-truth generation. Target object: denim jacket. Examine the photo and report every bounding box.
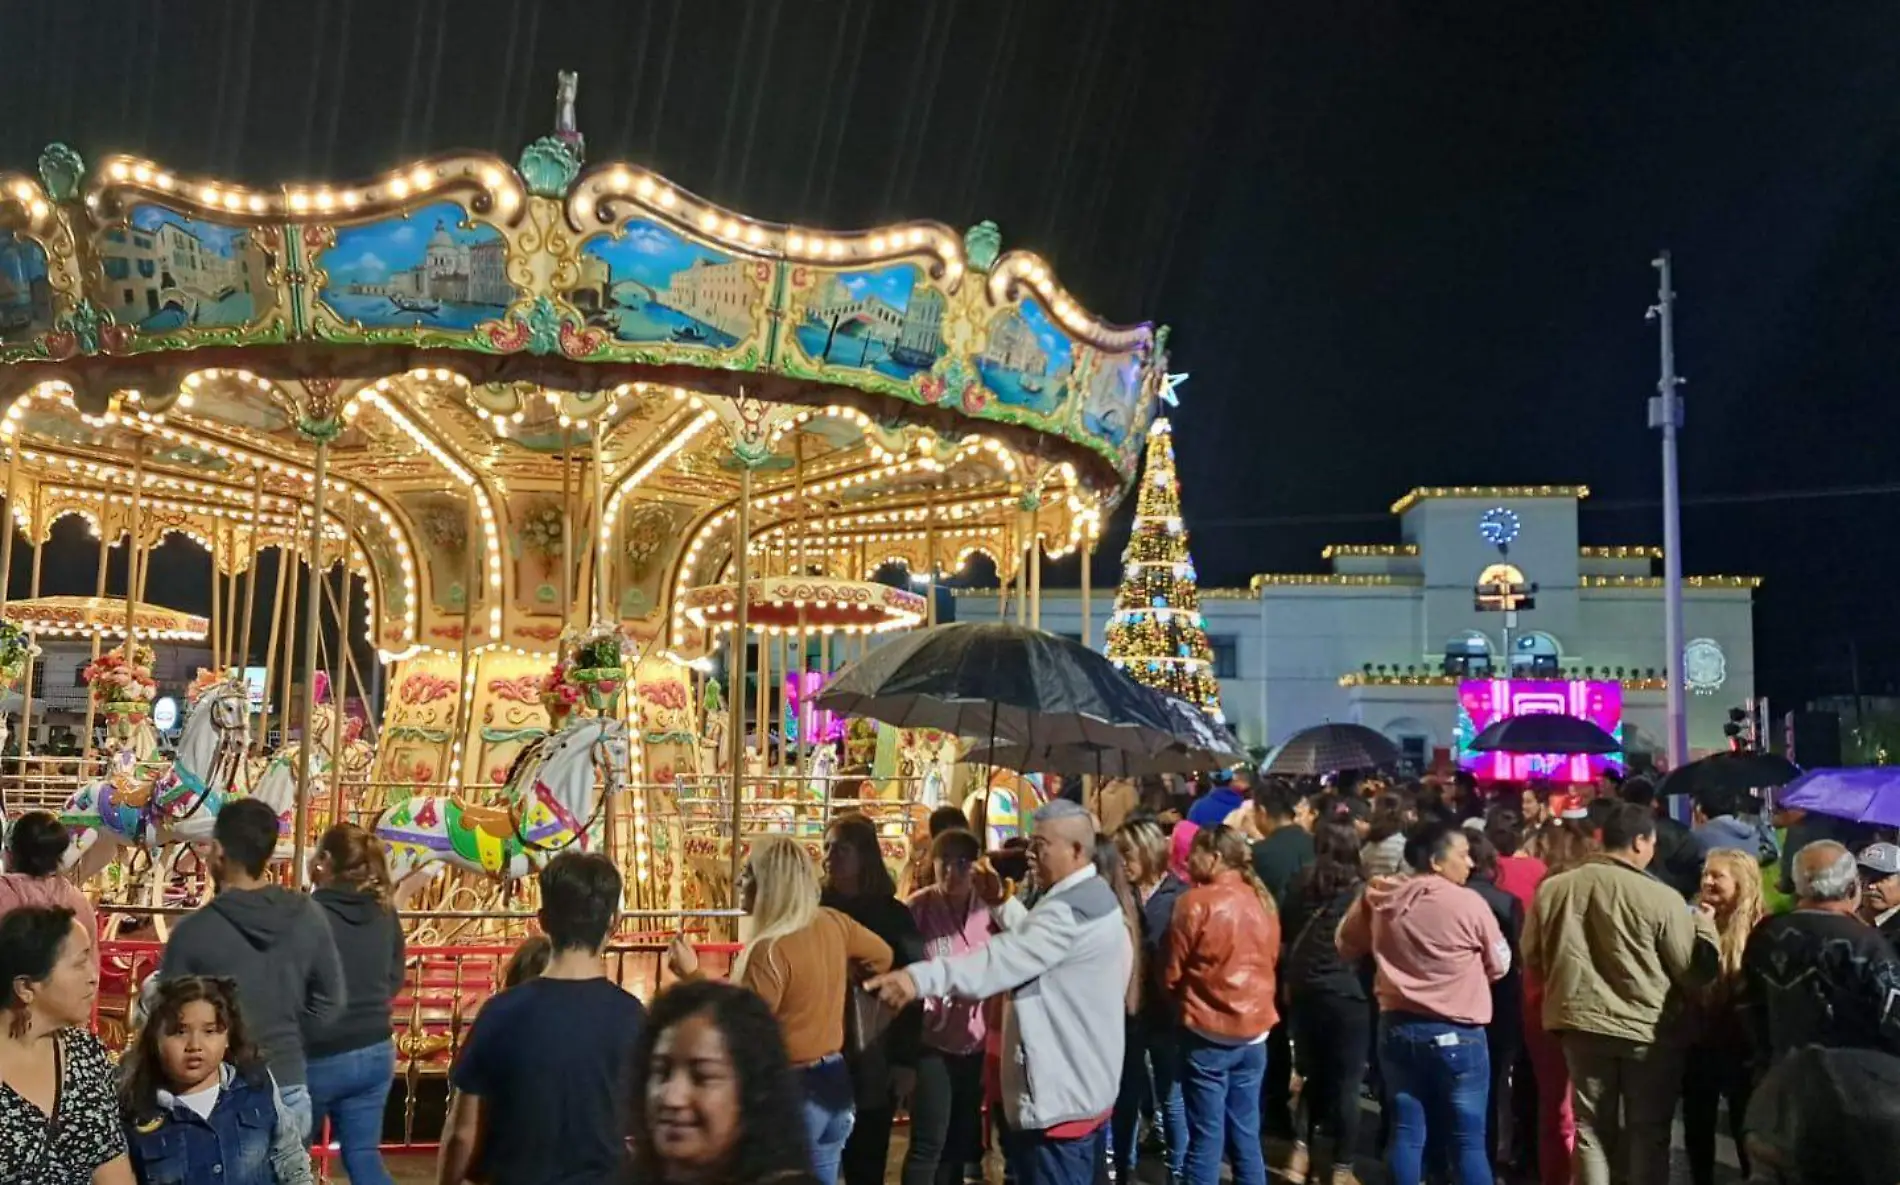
[125,1063,314,1185]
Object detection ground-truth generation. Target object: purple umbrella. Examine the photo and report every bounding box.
[1775,767,1900,827]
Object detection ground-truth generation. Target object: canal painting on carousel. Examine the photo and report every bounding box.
[569,220,759,349]
[317,202,514,330]
[1079,349,1142,449]
[976,298,1072,417]
[792,263,947,380]
[98,207,274,331]
[0,230,52,345]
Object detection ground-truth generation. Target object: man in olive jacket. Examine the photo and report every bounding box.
[1523,801,1719,1185]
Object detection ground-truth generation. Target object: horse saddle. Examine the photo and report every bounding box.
[453,797,517,841]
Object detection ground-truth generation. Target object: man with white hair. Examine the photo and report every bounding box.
[1742,839,1900,1067]
[865,799,1132,1185]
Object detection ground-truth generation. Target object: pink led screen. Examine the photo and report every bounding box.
[1455,678,1624,783]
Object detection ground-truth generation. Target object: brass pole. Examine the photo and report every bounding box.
[320,565,376,746]
[81,529,108,761]
[208,527,224,674]
[275,555,300,758]
[1014,511,1028,626]
[258,547,289,756]
[1080,526,1094,648]
[560,425,575,630]
[126,446,144,647]
[238,469,264,672]
[925,486,938,628]
[0,444,16,618]
[451,495,476,787]
[1030,500,1042,630]
[592,427,609,624]
[726,465,753,891]
[293,440,330,887]
[16,490,42,774]
[327,501,354,829]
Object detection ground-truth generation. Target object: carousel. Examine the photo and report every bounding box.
[0,74,1163,940]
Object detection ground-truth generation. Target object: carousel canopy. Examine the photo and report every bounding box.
[2,594,207,641]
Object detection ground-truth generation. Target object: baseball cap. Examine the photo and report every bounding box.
[1857,842,1900,877]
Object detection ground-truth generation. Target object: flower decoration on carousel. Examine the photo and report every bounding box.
[521,504,565,562]
[0,619,32,693]
[541,624,630,721]
[186,667,227,706]
[85,642,158,739]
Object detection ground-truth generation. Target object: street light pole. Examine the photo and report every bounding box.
[1648,251,1689,769]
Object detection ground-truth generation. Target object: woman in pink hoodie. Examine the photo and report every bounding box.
[1336,820,1508,1185]
[0,811,97,946]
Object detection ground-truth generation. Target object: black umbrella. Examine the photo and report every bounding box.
[815,622,1176,753]
[966,696,1246,776]
[1656,750,1800,800]
[1262,722,1402,776]
[1468,714,1620,755]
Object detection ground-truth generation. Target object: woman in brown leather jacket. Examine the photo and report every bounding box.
[1161,825,1281,1185]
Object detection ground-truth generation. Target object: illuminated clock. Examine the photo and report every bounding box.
[1478,507,1520,547]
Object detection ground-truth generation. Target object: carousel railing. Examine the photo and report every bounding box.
[0,754,105,813]
[94,904,748,1177]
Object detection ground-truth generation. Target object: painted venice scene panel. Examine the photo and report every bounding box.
[98,207,274,331]
[569,219,762,349]
[0,229,53,344]
[791,263,948,381]
[975,297,1073,417]
[318,201,515,331]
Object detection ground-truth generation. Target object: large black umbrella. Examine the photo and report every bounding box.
[1262,722,1402,776]
[1656,750,1800,800]
[966,695,1246,776]
[815,622,1176,752]
[1468,714,1621,755]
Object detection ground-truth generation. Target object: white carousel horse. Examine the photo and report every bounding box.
[58,677,252,883]
[373,715,630,892]
[250,702,364,858]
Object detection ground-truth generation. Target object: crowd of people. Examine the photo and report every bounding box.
[7,767,1900,1185]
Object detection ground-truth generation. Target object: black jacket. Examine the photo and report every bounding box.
[1649,814,1706,900]
[821,889,926,1107]
[1136,873,1187,1027]
[1743,908,1900,1068]
[1467,874,1524,1025]
[305,885,406,1059]
[1279,872,1367,1003]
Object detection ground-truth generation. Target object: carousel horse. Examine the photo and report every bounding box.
[373,714,630,894]
[249,701,364,856]
[58,676,252,883]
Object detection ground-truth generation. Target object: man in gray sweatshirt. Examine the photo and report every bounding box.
[156,797,346,1139]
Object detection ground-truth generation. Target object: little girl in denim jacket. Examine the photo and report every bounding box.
[118,976,313,1185]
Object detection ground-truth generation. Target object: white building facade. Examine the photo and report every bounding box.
[986,487,1758,766]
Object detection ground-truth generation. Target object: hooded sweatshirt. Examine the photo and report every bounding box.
[1335,875,1509,1026]
[158,886,347,1086]
[305,885,406,1060]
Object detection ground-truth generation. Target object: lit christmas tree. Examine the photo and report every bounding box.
[1103,414,1223,720]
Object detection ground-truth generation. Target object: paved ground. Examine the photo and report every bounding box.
[345,1109,1747,1184]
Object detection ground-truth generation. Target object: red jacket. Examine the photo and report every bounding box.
[1162,870,1280,1040]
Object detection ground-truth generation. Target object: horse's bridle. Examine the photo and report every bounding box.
[508,727,621,856]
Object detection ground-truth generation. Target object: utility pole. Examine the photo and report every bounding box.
[1648,252,1688,768]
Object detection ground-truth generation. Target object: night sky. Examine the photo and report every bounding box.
[2,1,1897,705]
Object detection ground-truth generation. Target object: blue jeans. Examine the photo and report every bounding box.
[1003,1123,1105,1185]
[799,1055,857,1184]
[1378,1013,1492,1185]
[277,1081,312,1143]
[1179,1032,1267,1185]
[1113,1024,1187,1177]
[306,1040,396,1185]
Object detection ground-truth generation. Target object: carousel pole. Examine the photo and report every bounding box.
[726,463,754,892]
[126,446,144,647]
[792,436,806,771]
[209,528,224,674]
[320,564,374,744]
[1080,525,1094,648]
[258,548,289,755]
[1014,509,1028,626]
[327,507,352,828]
[293,441,330,888]
[16,489,43,774]
[0,449,18,775]
[238,470,264,671]
[924,487,939,628]
[560,425,575,632]
[222,525,240,671]
[275,555,300,757]
[81,529,108,763]
[1030,499,1042,630]
[592,426,609,623]
[451,496,476,778]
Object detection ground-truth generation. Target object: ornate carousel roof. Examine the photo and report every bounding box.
[0,78,1160,668]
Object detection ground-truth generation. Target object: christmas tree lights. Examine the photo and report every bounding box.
[1103,417,1223,720]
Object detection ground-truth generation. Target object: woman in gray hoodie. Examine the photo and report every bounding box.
[304,823,406,1185]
